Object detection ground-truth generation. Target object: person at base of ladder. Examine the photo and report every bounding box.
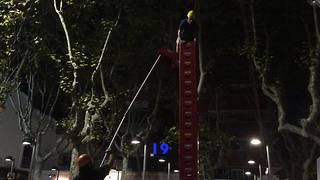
[176,10,196,53]
[73,150,114,180]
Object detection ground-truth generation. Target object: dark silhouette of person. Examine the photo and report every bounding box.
[176,10,196,52]
[73,152,113,180]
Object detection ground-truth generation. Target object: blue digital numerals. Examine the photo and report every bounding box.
[152,143,170,155]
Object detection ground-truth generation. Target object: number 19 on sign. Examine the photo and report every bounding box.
[152,143,170,155]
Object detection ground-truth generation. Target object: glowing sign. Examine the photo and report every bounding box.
[152,143,170,155]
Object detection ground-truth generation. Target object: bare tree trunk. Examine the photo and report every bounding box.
[32,160,43,180]
[302,145,317,180]
[196,0,206,95]
[120,157,129,180]
[303,159,311,180]
[136,154,142,177]
[70,147,79,179]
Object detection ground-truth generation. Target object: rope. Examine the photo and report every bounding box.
[100,54,162,167]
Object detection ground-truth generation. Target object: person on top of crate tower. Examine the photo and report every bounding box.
[176,10,196,53]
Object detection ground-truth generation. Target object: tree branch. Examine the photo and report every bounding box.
[90,10,121,107]
[40,88,61,135]
[279,123,320,145]
[196,0,206,94]
[306,4,320,125]
[41,135,68,162]
[53,0,78,91]
[9,94,27,134]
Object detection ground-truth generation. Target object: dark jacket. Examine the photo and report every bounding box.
[73,164,111,180]
[179,19,196,41]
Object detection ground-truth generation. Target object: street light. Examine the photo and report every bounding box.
[4,156,15,179]
[131,139,141,145]
[248,160,256,165]
[250,138,261,145]
[4,156,14,162]
[22,141,31,145]
[250,138,272,180]
[131,139,146,180]
[22,137,33,145]
[22,137,35,180]
[51,167,59,180]
[248,159,260,180]
[157,158,170,180]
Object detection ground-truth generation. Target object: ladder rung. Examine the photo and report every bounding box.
[184,100,192,105]
[185,111,192,116]
[185,168,192,177]
[185,168,192,171]
[184,61,191,66]
[184,144,192,150]
[184,133,192,138]
[184,156,192,160]
[186,42,193,46]
[184,52,191,56]
[185,122,192,127]
[184,156,192,163]
[184,71,192,76]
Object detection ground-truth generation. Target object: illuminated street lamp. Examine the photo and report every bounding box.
[245,171,252,176]
[22,137,32,145]
[4,156,14,162]
[131,139,141,145]
[248,160,256,165]
[250,138,261,145]
[157,158,170,180]
[250,138,272,180]
[22,137,35,180]
[131,138,146,180]
[51,167,59,180]
[22,141,31,145]
[248,159,260,180]
[4,156,15,179]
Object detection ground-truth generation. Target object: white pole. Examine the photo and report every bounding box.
[266,145,272,180]
[56,170,59,180]
[167,162,171,180]
[100,55,161,167]
[10,161,14,174]
[259,164,262,180]
[117,171,120,180]
[28,145,35,180]
[142,144,147,180]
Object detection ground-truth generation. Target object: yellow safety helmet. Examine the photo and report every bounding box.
[187,10,194,18]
